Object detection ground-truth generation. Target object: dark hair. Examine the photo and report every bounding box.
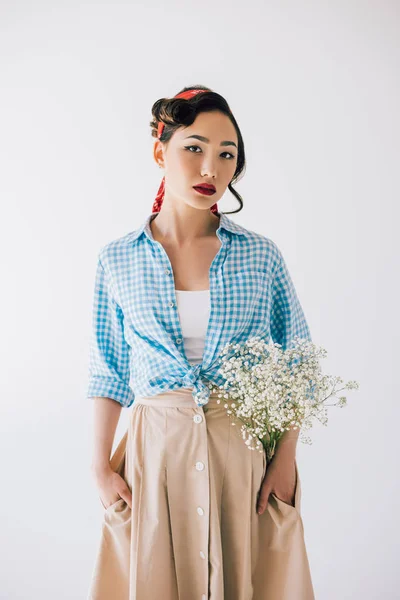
[150,85,245,215]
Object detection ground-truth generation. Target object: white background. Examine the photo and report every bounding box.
[1,1,399,598]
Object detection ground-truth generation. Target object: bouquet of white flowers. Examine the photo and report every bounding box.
[209,335,359,464]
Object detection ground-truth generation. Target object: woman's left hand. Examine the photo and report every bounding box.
[257,454,296,515]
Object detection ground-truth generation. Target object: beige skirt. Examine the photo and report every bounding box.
[88,388,315,600]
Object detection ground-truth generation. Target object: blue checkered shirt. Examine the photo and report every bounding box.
[86,212,312,407]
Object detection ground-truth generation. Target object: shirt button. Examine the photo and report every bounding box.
[168,301,175,308]
[193,414,203,424]
[165,268,171,275]
[176,337,182,344]
[199,551,206,559]
[197,507,204,516]
[195,461,205,471]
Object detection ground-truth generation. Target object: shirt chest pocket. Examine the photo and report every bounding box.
[223,269,267,328]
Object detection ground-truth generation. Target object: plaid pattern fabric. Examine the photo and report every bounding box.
[87,212,312,408]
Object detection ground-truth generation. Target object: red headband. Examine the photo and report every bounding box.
[152,89,218,215]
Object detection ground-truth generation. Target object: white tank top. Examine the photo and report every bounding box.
[175,289,210,364]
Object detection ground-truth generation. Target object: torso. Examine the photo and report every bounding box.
[160,238,221,291]
[150,217,222,291]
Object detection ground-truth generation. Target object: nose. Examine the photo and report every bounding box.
[200,158,217,179]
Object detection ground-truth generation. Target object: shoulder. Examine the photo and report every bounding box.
[93,229,141,290]
[245,227,283,258]
[234,223,283,275]
[97,229,139,268]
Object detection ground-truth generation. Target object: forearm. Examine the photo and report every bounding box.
[274,425,300,460]
[90,396,122,473]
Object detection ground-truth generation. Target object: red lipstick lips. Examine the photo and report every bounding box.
[193,183,216,196]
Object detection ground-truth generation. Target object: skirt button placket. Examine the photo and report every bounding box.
[193,407,209,597]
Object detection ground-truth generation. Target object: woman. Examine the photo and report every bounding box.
[87,85,315,599]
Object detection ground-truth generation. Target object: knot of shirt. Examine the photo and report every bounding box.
[181,363,211,406]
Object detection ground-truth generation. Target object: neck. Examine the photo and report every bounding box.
[150,206,220,246]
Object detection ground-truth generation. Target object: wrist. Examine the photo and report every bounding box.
[274,439,297,461]
[91,460,112,477]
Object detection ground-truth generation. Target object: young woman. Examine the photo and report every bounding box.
[87,85,315,600]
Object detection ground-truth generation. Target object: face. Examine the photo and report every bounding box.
[154,110,238,210]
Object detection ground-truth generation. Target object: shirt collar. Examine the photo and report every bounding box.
[128,211,251,244]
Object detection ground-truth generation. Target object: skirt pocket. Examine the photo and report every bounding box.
[271,460,301,513]
[89,430,133,599]
[104,497,126,513]
[99,430,129,511]
[262,450,302,516]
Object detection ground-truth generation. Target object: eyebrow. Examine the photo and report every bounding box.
[184,134,237,149]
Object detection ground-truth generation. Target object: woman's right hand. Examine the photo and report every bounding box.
[92,465,133,510]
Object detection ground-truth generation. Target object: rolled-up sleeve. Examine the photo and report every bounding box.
[86,255,135,407]
[269,251,312,351]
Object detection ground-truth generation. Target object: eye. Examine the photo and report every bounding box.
[221,151,236,160]
[185,145,202,153]
[184,145,236,160]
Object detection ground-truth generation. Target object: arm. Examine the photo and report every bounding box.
[269,250,312,459]
[91,396,122,474]
[87,254,134,472]
[274,426,300,460]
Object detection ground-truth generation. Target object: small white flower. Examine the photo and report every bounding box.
[211,335,359,456]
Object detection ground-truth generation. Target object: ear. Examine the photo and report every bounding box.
[153,139,165,169]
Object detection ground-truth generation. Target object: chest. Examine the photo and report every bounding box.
[117,238,271,347]
[160,238,222,291]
